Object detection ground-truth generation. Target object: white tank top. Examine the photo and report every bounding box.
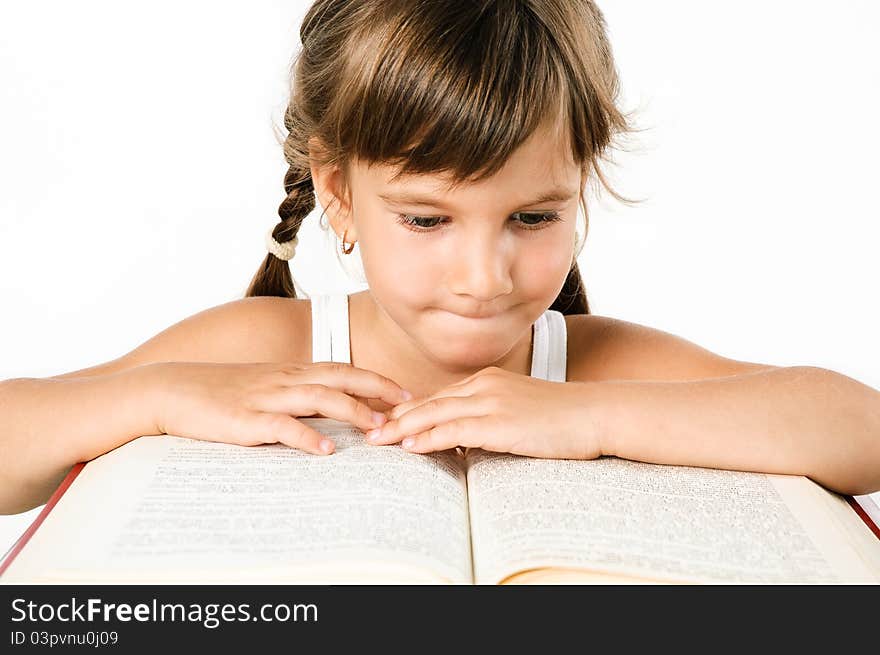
[309,294,567,382]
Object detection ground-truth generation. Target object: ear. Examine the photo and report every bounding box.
[308,137,358,242]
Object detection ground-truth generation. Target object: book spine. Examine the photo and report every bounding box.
[0,461,87,578]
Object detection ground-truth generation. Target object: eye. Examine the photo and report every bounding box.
[395,211,562,233]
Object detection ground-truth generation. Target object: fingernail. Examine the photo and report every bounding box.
[401,437,415,449]
[401,390,414,401]
[319,439,334,454]
[366,428,382,442]
[372,411,387,426]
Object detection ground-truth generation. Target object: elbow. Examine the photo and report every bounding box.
[808,468,880,498]
[0,469,67,516]
[814,369,880,497]
[0,493,47,517]
[841,476,880,498]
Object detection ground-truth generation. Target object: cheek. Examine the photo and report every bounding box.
[359,227,439,301]
[514,234,574,295]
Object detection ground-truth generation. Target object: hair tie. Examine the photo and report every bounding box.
[265,227,298,261]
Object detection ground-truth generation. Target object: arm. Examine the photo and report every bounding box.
[582,366,880,497]
[0,297,308,515]
[0,365,163,515]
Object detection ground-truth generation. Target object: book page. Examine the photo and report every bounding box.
[465,450,880,584]
[2,419,472,584]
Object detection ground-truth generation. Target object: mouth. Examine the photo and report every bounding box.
[436,302,517,321]
[445,309,505,320]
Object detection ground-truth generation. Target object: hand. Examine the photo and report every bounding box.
[147,361,411,455]
[363,366,602,459]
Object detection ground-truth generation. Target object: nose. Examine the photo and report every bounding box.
[447,233,514,301]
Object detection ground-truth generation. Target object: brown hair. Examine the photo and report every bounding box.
[246,0,645,315]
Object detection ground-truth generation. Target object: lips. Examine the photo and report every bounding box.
[447,309,504,319]
[438,302,516,320]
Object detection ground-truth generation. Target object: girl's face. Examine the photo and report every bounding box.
[335,120,581,370]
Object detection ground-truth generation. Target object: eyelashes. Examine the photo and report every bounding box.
[395,211,563,233]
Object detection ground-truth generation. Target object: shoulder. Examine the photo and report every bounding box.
[214,295,313,363]
[145,295,314,366]
[563,313,779,382]
[49,296,313,380]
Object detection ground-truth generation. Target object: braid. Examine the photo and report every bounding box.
[245,107,316,299]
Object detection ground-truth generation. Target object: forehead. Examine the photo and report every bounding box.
[353,118,580,194]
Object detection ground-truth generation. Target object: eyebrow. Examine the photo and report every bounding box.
[377,187,577,211]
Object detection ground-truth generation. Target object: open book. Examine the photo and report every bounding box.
[2,418,879,584]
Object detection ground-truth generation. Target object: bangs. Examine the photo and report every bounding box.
[333,1,579,190]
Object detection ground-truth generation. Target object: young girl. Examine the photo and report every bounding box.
[2,0,879,517]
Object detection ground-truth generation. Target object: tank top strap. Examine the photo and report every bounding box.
[310,293,351,364]
[530,309,567,382]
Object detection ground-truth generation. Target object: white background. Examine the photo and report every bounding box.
[2,2,878,556]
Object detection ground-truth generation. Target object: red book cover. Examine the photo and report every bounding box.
[0,461,87,578]
[847,495,880,540]
[2,462,879,579]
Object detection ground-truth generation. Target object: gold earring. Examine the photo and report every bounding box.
[341,228,355,255]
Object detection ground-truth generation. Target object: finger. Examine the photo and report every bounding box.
[252,412,336,455]
[366,394,485,446]
[295,384,390,432]
[399,417,488,453]
[254,383,383,430]
[309,362,412,407]
[349,393,396,415]
[387,381,474,420]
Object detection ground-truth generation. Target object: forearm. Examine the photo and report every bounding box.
[583,366,880,496]
[0,365,163,514]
